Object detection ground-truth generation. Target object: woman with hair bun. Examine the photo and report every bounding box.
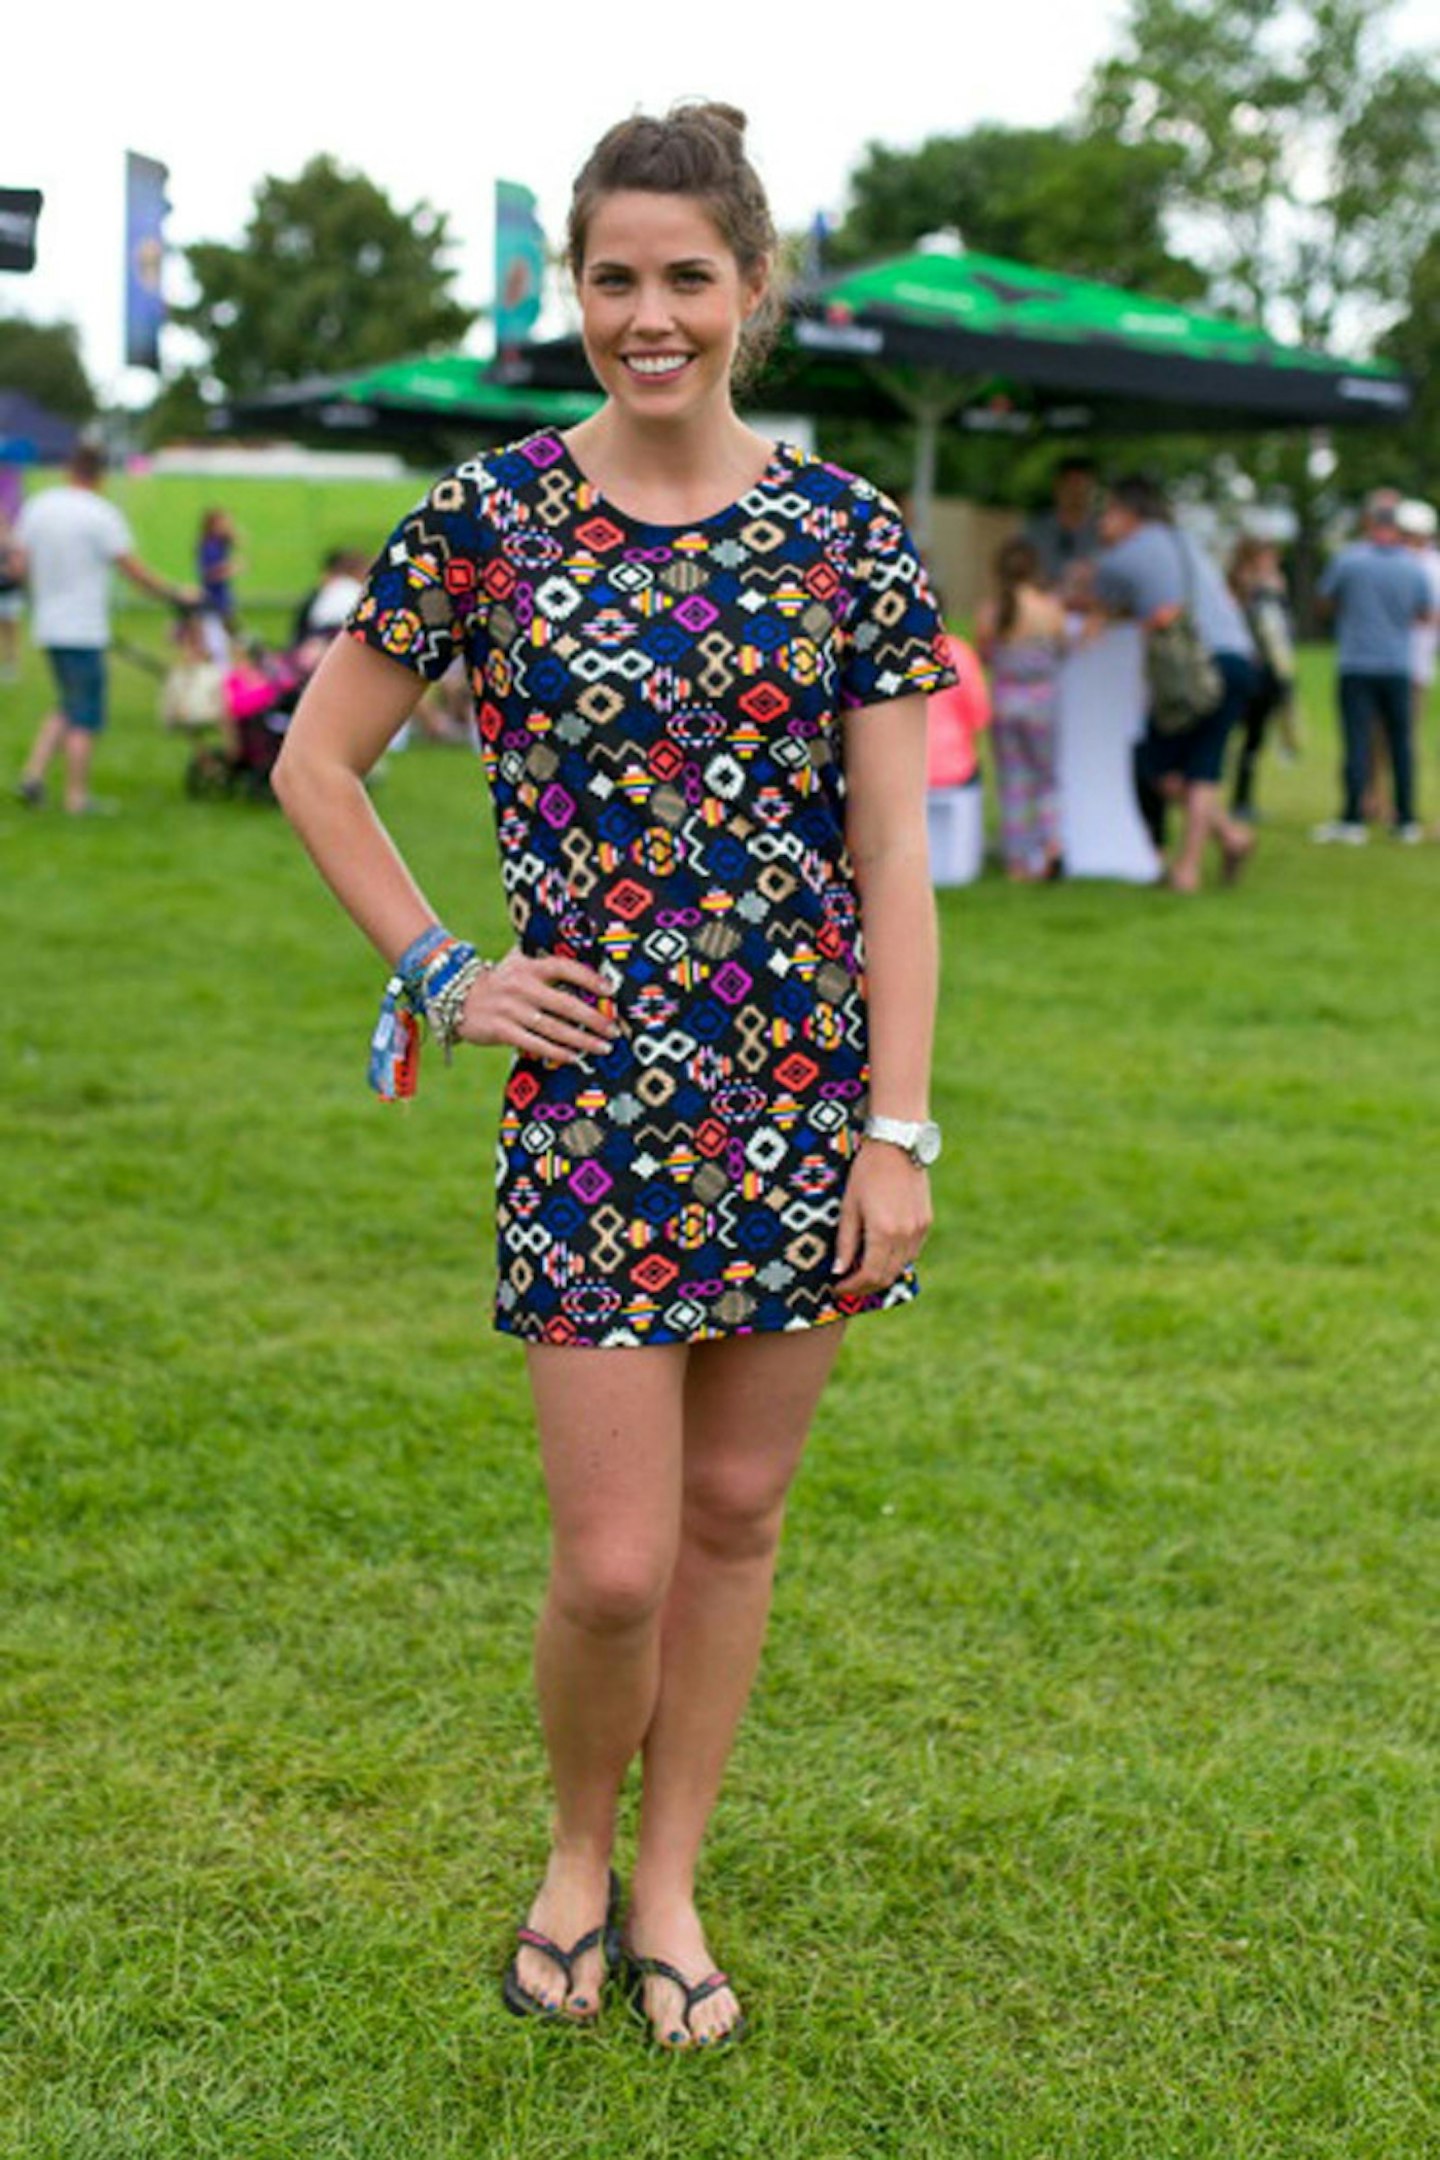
[273,101,953,2051]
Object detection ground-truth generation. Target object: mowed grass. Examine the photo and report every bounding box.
[23,467,427,610]
[1,525,1437,2159]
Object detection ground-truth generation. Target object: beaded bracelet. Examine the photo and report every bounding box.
[368,924,487,1101]
[424,951,493,1063]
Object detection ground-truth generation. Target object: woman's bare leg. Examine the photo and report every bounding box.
[628,1322,846,2044]
[514,1341,687,2014]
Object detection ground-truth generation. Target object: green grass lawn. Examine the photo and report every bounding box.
[1,576,1436,2158]
[19,468,428,613]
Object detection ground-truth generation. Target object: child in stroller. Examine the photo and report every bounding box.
[184,636,308,802]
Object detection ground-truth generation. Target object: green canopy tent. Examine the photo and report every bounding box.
[225,252,1413,545]
[223,354,601,448]
[503,245,1413,542]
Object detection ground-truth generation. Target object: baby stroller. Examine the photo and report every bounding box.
[184,644,306,803]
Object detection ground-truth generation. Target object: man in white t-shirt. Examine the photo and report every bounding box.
[13,443,191,814]
[1397,498,1440,734]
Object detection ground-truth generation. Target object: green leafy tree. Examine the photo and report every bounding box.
[828,124,1205,297]
[1087,0,1440,615]
[140,366,216,450]
[1378,235,1440,486]
[1087,0,1440,347]
[0,315,97,420]
[1332,234,1440,501]
[177,155,476,397]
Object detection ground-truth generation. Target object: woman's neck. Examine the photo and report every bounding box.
[563,406,774,522]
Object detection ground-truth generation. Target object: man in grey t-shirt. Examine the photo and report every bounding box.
[12,443,190,815]
[1024,457,1101,601]
[1093,474,1258,892]
[1313,489,1433,844]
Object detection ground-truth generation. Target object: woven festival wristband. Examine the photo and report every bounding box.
[368,925,485,1101]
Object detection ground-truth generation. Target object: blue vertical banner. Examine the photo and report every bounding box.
[125,152,170,370]
[494,180,546,352]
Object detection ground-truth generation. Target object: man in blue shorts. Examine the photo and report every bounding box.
[1095,474,1259,891]
[1312,489,1434,846]
[12,444,191,815]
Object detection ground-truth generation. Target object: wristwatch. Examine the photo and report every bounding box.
[862,1115,943,1168]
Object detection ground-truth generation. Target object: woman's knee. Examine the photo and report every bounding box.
[683,1460,791,1565]
[549,1539,674,1638]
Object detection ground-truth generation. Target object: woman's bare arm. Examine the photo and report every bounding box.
[843,692,937,1123]
[271,633,443,966]
[272,634,615,1062]
[830,693,937,1296]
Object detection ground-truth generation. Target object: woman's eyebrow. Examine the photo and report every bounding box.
[587,255,720,274]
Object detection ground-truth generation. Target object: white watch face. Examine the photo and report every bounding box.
[914,1122,942,1167]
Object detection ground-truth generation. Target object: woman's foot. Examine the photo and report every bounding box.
[623,1891,744,2048]
[509,1850,616,2020]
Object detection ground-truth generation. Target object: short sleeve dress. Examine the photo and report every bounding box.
[348,431,954,1349]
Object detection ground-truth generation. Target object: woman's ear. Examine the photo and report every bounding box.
[744,255,773,321]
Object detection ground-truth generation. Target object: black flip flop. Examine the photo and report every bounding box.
[622,1949,747,2051]
[502,1867,622,2024]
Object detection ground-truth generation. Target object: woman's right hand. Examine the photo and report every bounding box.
[458,950,620,1064]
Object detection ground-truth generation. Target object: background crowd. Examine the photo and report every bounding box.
[923,454,1439,894]
[3,444,1438,891]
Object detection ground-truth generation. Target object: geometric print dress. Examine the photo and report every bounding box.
[348,430,954,1348]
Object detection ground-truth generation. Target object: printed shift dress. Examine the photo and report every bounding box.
[348,432,954,1348]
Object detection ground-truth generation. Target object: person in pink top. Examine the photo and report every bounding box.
[925,625,990,884]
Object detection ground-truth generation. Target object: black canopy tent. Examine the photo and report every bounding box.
[223,246,1412,548]
[499,245,1412,540]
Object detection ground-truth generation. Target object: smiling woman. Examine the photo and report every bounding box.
[567,103,783,389]
[270,97,953,2060]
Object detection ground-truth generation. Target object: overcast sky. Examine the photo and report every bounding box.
[5,0,1433,402]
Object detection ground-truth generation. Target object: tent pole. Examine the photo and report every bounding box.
[866,366,975,550]
[911,409,939,550]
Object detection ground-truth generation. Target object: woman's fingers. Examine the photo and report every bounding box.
[528,1006,616,1055]
[832,1151,932,1295]
[459,949,620,1059]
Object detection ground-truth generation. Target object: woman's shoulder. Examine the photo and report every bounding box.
[771,444,905,523]
[412,430,572,519]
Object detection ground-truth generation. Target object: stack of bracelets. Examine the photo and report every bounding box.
[368,924,492,1101]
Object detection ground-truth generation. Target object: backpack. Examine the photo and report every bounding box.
[1145,531,1223,735]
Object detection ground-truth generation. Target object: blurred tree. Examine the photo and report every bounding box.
[140,366,216,449]
[829,124,1205,298]
[177,156,476,397]
[1335,234,1440,500]
[1087,0,1440,347]
[1377,234,1440,484]
[0,315,97,420]
[1088,0,1440,617]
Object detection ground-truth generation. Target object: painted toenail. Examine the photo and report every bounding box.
[668,2028,686,2045]
[571,1996,590,2010]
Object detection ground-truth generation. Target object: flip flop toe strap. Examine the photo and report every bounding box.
[684,1970,730,2011]
[515,1919,605,1980]
[630,1953,731,2015]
